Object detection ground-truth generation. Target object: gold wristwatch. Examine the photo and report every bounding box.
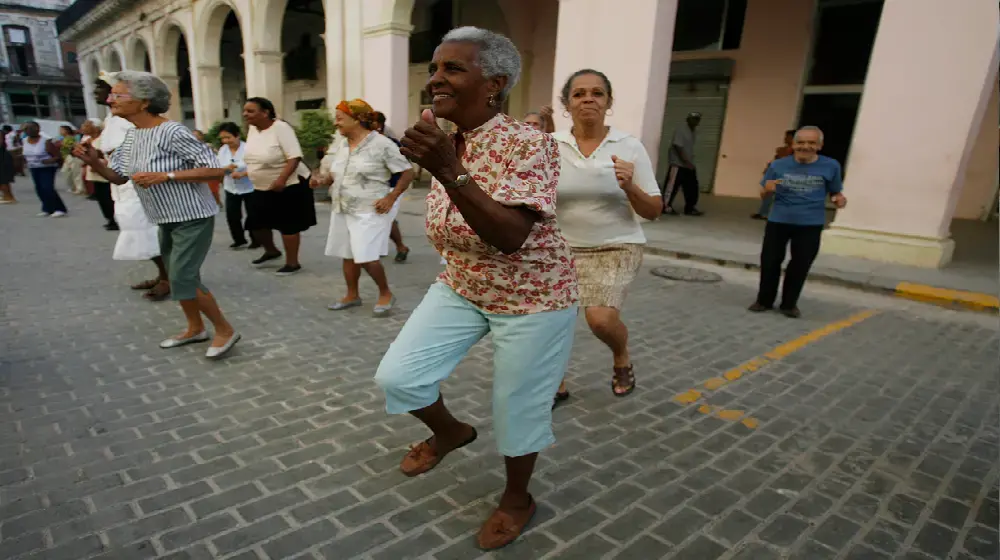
[441,173,470,190]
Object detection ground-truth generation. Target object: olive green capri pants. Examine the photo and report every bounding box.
[159,216,215,301]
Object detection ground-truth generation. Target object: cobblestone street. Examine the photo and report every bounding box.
[1,179,998,560]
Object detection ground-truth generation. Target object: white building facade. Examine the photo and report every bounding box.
[58,0,999,269]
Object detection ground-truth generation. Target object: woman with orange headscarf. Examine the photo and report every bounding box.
[312,99,415,317]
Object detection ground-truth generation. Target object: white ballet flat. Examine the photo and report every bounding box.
[206,332,241,360]
[159,331,209,349]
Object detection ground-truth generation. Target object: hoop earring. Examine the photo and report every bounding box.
[562,110,570,118]
[606,108,614,116]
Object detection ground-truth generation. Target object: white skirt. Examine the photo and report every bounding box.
[112,182,160,261]
[324,206,398,264]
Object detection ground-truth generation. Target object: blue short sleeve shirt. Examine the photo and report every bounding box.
[761,155,843,226]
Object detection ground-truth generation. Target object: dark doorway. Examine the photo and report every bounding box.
[797,93,861,172]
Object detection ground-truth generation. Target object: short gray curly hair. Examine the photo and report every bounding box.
[441,26,521,101]
[116,70,172,115]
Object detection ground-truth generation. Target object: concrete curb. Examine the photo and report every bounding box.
[643,246,999,313]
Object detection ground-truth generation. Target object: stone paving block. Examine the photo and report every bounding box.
[210,515,290,555]
[317,523,397,559]
[159,514,238,551]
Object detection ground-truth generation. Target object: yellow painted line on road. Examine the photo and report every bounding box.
[894,282,999,311]
[672,309,880,428]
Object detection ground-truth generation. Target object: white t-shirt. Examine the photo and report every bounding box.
[101,115,134,155]
[552,128,660,247]
[244,120,309,190]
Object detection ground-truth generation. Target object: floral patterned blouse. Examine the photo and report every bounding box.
[426,113,579,315]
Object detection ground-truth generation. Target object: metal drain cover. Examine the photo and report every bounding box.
[651,266,723,283]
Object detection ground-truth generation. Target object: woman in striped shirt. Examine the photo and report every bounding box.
[73,71,241,360]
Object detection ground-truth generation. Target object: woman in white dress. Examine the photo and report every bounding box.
[89,72,169,300]
[311,98,414,316]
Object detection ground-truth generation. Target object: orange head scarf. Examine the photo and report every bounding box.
[335,99,376,129]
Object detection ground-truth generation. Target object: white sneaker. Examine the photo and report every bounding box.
[51,211,67,218]
[36,212,51,217]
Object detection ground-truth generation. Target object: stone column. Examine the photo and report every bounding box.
[160,74,183,123]
[362,22,412,135]
[820,0,1000,268]
[80,59,101,119]
[551,0,679,166]
[248,50,284,115]
[194,65,224,129]
[324,0,345,106]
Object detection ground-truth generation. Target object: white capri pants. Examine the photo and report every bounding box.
[324,205,398,264]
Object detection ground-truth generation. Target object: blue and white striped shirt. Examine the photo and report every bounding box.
[110,121,220,224]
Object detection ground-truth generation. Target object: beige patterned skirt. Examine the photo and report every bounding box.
[572,244,644,309]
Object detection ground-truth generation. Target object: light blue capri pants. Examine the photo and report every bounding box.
[375,282,577,457]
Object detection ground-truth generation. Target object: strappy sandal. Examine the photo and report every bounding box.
[131,278,160,290]
[611,365,636,397]
[394,249,409,263]
[142,281,171,302]
[552,391,570,409]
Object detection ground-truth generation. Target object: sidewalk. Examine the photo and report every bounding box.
[642,196,999,311]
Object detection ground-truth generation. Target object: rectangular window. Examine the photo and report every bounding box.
[68,93,87,117]
[672,0,747,52]
[295,98,325,111]
[3,25,36,76]
[807,0,884,86]
[8,92,37,117]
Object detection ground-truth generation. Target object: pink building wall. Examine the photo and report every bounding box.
[710,0,816,198]
[954,80,999,220]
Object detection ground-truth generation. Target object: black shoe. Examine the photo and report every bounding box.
[779,307,801,319]
[748,302,772,313]
[104,222,120,231]
[275,265,302,276]
[552,391,571,410]
[750,214,766,220]
[86,194,97,201]
[252,252,282,266]
[684,209,704,216]
[247,242,261,250]
[230,241,247,249]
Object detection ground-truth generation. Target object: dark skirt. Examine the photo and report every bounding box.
[0,151,13,184]
[245,177,317,235]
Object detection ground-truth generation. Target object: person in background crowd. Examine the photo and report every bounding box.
[216,122,254,248]
[752,129,797,220]
[749,126,846,319]
[93,73,170,301]
[662,112,704,216]
[550,68,662,406]
[22,122,67,218]
[74,70,240,358]
[6,124,26,177]
[373,110,411,263]
[374,26,578,550]
[193,129,223,206]
[314,99,413,315]
[60,124,86,196]
[242,97,317,276]
[0,133,15,204]
[81,120,118,230]
[522,105,554,133]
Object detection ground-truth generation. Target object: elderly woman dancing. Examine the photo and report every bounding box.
[374,27,578,550]
[73,71,240,359]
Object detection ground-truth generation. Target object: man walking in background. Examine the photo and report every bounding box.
[662,112,704,216]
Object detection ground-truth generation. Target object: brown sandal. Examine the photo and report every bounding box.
[477,495,537,550]
[400,427,477,477]
[611,365,636,397]
[130,279,159,290]
[142,281,171,302]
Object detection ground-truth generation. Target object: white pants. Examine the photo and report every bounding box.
[325,207,398,264]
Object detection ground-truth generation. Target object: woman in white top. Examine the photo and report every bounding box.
[551,69,662,403]
[312,98,414,317]
[215,122,255,248]
[242,97,317,276]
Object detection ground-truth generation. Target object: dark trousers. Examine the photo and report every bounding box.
[663,166,700,213]
[756,221,824,310]
[30,167,67,214]
[225,191,251,244]
[93,181,116,225]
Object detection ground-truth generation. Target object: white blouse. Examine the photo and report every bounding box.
[552,128,660,247]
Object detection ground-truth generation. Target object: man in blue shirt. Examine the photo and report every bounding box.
[749,126,847,318]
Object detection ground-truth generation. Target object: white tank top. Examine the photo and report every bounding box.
[23,135,58,169]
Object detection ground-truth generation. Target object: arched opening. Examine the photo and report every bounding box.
[163,23,195,128]
[279,0,325,124]
[87,56,107,118]
[106,48,124,72]
[202,2,247,125]
[130,38,152,72]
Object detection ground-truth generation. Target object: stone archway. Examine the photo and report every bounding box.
[128,36,152,72]
[158,22,193,125]
[196,0,248,126]
[103,45,124,72]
